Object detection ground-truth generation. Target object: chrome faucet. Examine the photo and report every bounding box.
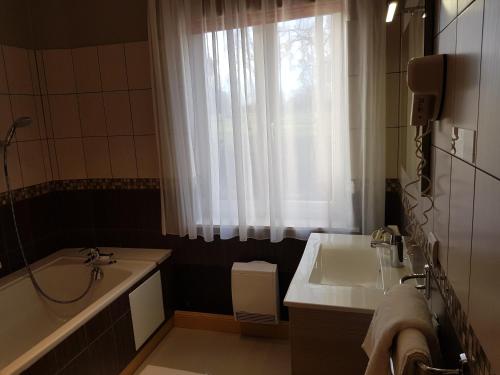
[79,247,116,266]
[370,227,404,268]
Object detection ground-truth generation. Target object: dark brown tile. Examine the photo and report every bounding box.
[87,327,119,375]
[113,312,136,372]
[109,293,130,322]
[22,349,58,375]
[58,349,91,375]
[84,306,112,344]
[54,326,88,369]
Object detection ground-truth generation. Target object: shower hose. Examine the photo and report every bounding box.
[3,145,96,304]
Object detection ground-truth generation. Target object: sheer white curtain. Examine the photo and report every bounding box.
[148,0,385,242]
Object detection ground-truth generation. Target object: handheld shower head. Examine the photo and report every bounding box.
[3,116,33,147]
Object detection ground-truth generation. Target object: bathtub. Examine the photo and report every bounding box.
[0,248,171,375]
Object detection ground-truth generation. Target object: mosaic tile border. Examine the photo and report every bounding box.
[397,179,495,375]
[0,178,161,206]
[53,178,160,191]
[5,178,399,204]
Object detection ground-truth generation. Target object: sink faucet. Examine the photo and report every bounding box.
[79,247,116,266]
[370,227,404,268]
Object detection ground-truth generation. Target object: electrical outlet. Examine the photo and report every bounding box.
[427,232,439,266]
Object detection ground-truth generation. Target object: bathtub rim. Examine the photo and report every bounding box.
[0,247,171,290]
[0,247,171,375]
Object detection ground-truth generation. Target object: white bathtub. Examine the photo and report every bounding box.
[0,248,171,375]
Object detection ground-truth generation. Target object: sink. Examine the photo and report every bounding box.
[284,233,412,313]
[309,244,384,289]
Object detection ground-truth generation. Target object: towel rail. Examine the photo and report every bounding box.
[389,353,468,375]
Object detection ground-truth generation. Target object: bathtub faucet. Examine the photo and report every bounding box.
[79,247,116,266]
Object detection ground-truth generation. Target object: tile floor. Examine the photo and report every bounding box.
[135,328,291,375]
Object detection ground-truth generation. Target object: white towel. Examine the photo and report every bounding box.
[362,284,440,375]
[394,328,432,375]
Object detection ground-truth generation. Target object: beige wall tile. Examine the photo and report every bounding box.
[78,93,107,137]
[98,44,128,91]
[386,73,400,127]
[469,170,500,371]
[40,139,53,181]
[0,142,23,191]
[10,95,41,141]
[103,91,133,135]
[49,94,82,138]
[437,0,458,33]
[3,46,33,94]
[108,136,137,178]
[386,128,399,178]
[135,135,159,178]
[0,47,8,94]
[458,0,474,13]
[433,148,452,273]
[41,95,53,138]
[398,126,407,174]
[476,0,500,179]
[386,13,401,73]
[73,46,102,93]
[48,139,59,180]
[0,94,13,139]
[125,41,151,90]
[55,138,87,179]
[35,50,47,95]
[18,140,47,187]
[28,51,41,95]
[399,72,410,127]
[130,89,155,135]
[83,137,112,178]
[447,157,475,311]
[454,0,483,131]
[43,49,76,94]
[433,20,456,152]
[34,96,47,139]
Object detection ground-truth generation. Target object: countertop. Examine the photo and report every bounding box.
[284,233,413,314]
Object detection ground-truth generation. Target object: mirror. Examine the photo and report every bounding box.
[398,2,426,183]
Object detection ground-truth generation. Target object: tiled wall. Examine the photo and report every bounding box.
[0,40,158,192]
[385,12,403,179]
[0,45,52,192]
[38,42,158,181]
[405,0,500,372]
[385,10,425,182]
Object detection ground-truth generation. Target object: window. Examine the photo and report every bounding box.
[188,14,353,231]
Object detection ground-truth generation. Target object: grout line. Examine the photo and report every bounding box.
[465,166,477,317]
[96,45,114,179]
[473,0,486,167]
[122,43,140,178]
[44,87,152,96]
[445,154,453,274]
[69,48,88,179]
[432,143,500,183]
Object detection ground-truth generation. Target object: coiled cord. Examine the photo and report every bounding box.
[402,122,434,250]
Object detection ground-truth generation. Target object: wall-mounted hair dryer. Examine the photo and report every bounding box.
[407,54,446,127]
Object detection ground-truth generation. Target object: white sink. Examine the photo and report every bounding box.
[309,244,383,289]
[284,233,412,313]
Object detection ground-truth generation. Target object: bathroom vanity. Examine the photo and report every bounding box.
[284,234,412,375]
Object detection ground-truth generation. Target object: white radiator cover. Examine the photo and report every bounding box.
[231,261,279,324]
